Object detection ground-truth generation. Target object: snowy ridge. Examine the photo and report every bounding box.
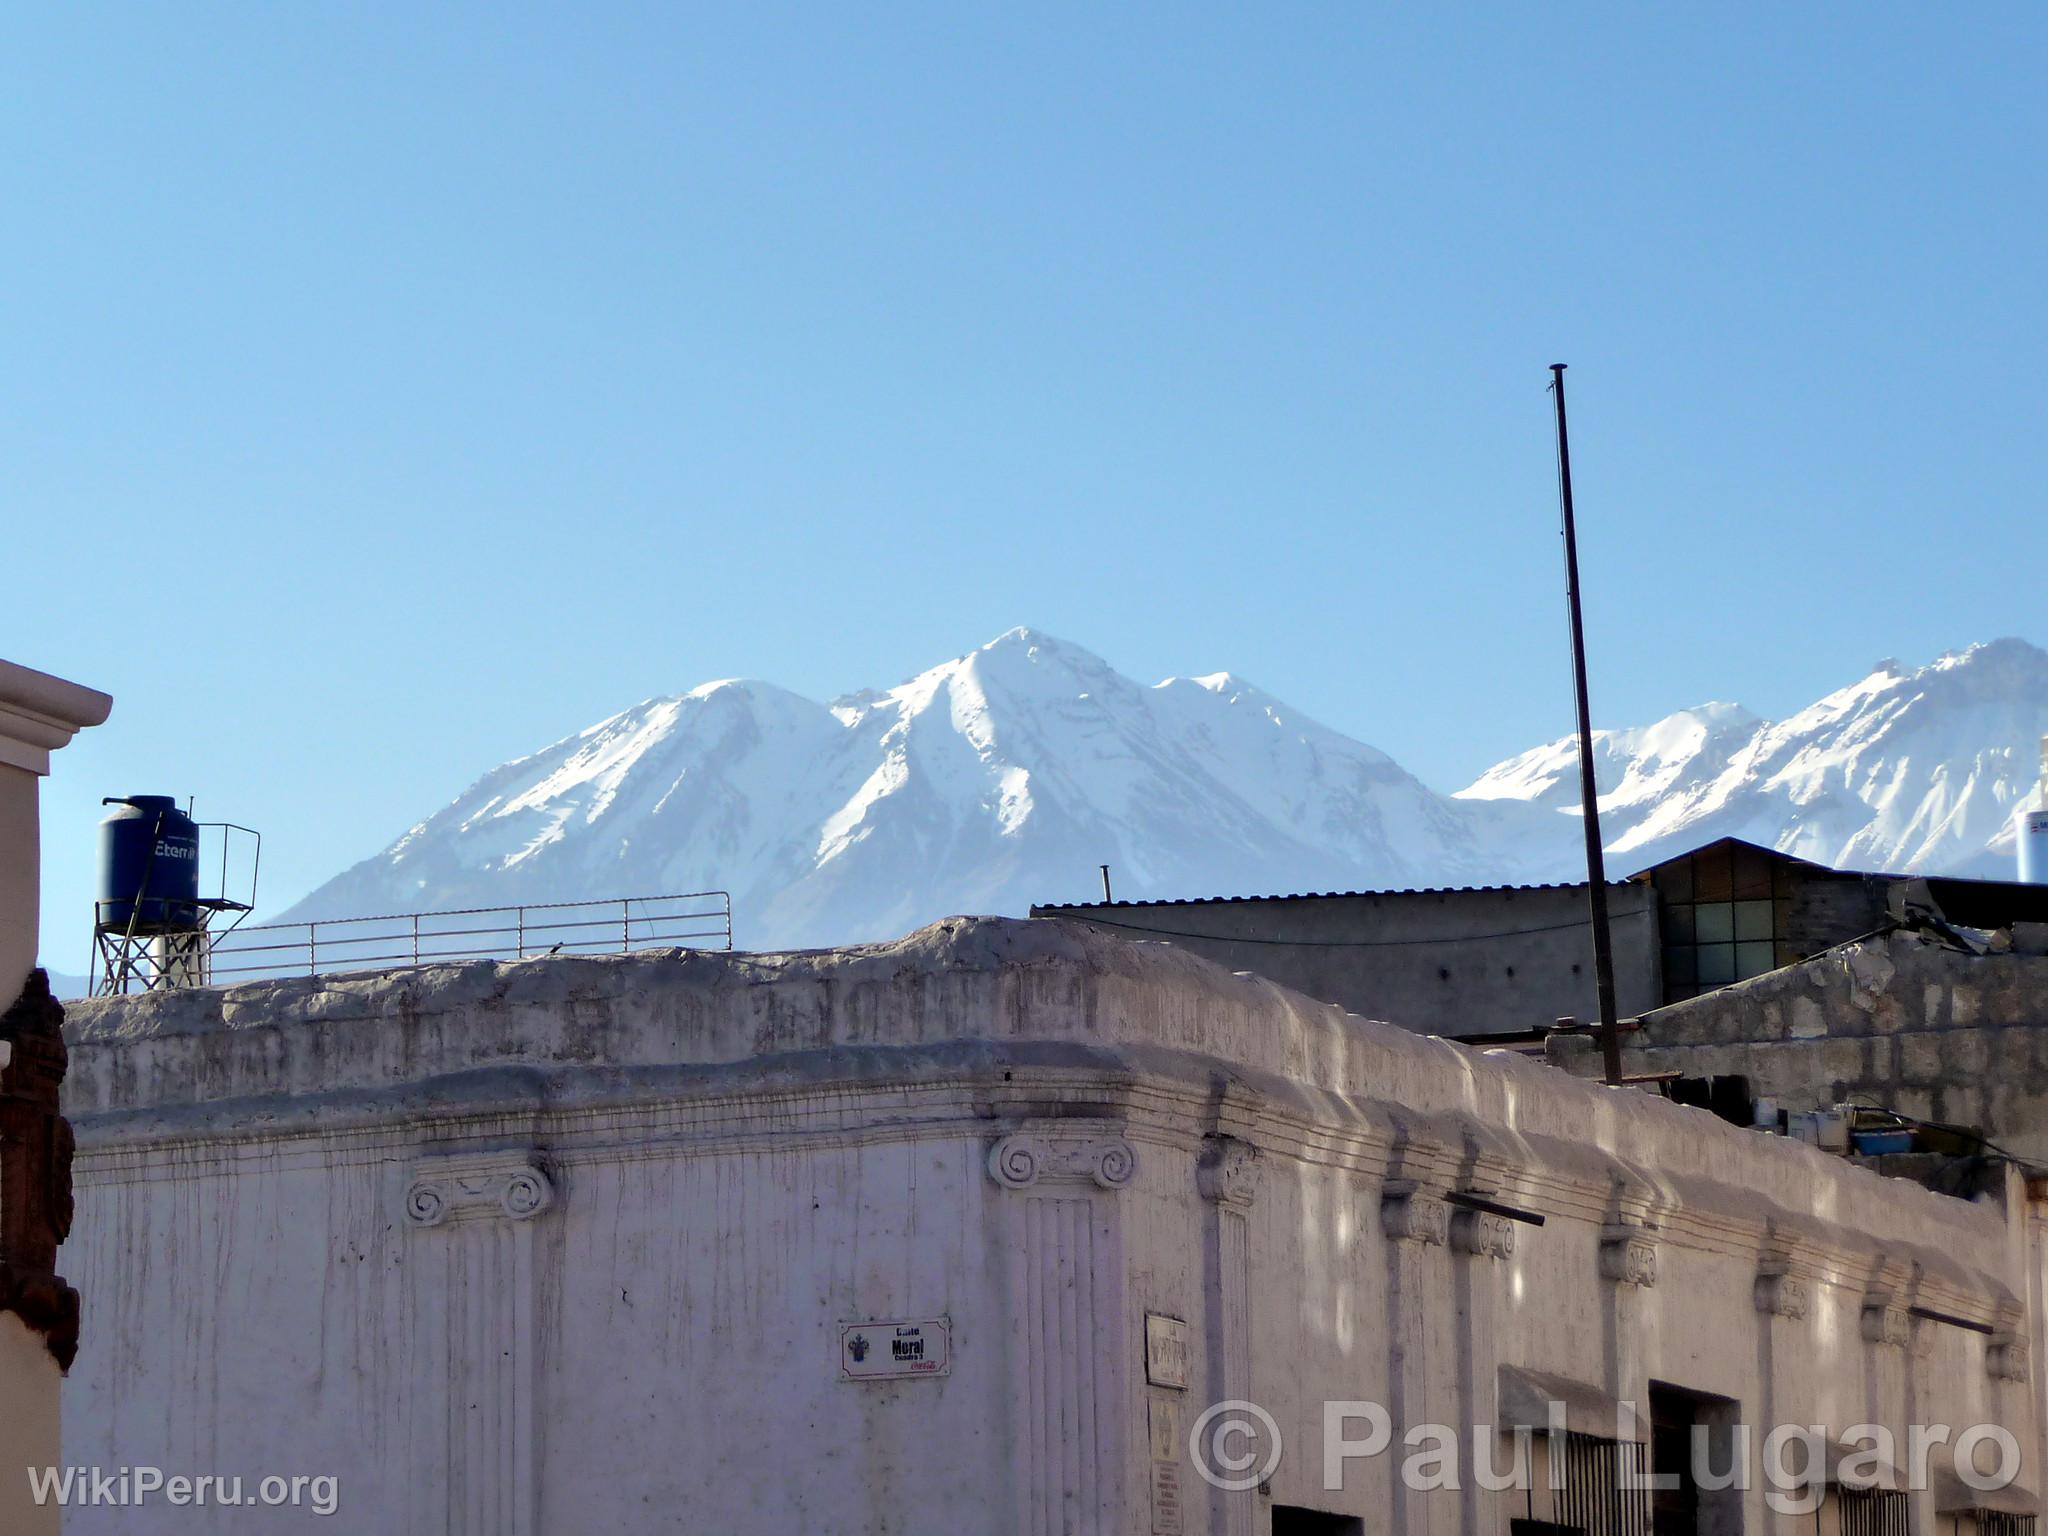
[1458,639,2048,878]
[285,631,2048,951]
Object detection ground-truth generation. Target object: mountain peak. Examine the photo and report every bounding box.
[685,677,749,701]
[977,625,1089,658]
[949,628,1122,696]
[982,625,1047,651]
[1935,637,2048,675]
[1857,639,2047,687]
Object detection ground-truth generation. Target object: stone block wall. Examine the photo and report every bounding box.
[1552,924,2048,1158]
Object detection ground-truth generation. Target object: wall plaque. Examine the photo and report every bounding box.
[839,1318,951,1381]
[1145,1312,1191,1389]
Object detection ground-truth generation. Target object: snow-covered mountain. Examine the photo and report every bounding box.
[282,631,2048,952]
[1459,639,2048,879]
[282,629,1578,949]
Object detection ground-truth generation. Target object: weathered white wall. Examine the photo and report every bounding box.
[58,918,2047,1535]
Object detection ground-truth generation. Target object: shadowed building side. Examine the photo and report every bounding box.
[1032,836,2048,1040]
[1032,881,1662,1038]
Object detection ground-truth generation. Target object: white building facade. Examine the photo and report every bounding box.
[58,917,2048,1535]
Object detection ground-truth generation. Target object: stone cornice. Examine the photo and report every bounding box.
[63,1058,2020,1328]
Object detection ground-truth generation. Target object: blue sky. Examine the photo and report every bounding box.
[8,4,2045,966]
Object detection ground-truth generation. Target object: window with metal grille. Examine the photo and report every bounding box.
[1555,1433,1651,1536]
[1974,1514,2038,1536]
[1836,1487,1910,1536]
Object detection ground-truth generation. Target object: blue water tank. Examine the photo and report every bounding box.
[98,796,202,932]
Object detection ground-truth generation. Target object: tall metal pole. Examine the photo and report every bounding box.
[1550,364,1623,1085]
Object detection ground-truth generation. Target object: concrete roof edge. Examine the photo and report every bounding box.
[0,658,112,773]
[0,658,114,732]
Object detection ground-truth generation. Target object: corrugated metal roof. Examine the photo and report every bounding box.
[1032,880,1629,912]
[1031,833,2048,915]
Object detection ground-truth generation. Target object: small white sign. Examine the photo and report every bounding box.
[1148,1389,1186,1531]
[840,1318,950,1381]
[1145,1313,1191,1390]
[1150,1460,1184,1534]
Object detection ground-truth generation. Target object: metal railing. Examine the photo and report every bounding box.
[202,892,733,983]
